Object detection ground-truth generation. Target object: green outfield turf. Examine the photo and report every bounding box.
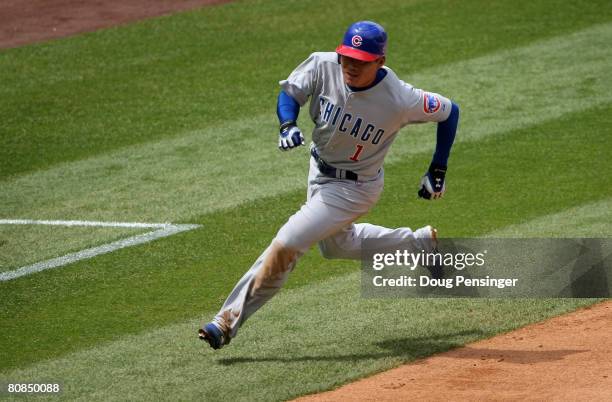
[0,225,148,272]
[1,0,611,400]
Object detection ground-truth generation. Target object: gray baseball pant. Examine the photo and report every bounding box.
[210,157,436,339]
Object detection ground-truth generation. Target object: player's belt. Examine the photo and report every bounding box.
[310,148,358,181]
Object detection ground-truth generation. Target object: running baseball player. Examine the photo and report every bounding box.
[199,21,460,349]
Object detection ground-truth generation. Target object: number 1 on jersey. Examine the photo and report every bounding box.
[349,144,364,161]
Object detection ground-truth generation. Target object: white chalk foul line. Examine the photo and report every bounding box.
[0,220,201,282]
[0,219,170,229]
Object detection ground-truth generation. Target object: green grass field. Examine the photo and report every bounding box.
[1,0,611,400]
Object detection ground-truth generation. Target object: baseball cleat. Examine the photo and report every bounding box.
[198,323,227,350]
[426,227,444,280]
[431,227,439,252]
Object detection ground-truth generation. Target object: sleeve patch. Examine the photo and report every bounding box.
[423,92,441,114]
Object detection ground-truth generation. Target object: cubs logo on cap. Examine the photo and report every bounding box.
[336,21,387,62]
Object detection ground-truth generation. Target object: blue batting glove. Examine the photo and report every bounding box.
[278,122,305,151]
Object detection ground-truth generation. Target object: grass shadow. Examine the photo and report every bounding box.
[217,330,485,366]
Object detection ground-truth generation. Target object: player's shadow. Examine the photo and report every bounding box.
[217,329,485,365]
[445,346,586,364]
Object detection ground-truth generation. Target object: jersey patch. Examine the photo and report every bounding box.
[423,92,441,114]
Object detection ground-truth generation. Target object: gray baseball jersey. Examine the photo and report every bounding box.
[280,52,452,179]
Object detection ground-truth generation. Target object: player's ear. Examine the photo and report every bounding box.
[377,56,386,68]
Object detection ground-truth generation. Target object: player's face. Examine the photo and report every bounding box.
[340,55,385,88]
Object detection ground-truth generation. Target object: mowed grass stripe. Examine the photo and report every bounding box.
[1,100,610,372]
[2,201,608,401]
[1,22,611,228]
[490,198,612,238]
[1,0,609,179]
[0,224,200,281]
[0,225,147,272]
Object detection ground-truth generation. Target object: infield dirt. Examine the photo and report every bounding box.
[0,0,231,49]
[295,300,612,401]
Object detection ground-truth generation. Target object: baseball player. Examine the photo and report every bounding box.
[199,21,459,349]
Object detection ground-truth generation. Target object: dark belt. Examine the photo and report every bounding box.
[311,148,358,181]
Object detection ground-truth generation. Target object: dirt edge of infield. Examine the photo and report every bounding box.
[294,299,612,401]
[0,0,233,49]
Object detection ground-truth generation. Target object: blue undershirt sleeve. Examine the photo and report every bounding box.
[277,90,300,125]
[432,102,460,167]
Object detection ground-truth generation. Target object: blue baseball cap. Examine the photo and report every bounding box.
[336,21,387,62]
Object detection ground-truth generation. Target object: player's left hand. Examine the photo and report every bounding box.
[418,163,447,200]
[278,123,305,151]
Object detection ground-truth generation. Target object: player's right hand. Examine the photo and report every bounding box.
[278,123,305,151]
